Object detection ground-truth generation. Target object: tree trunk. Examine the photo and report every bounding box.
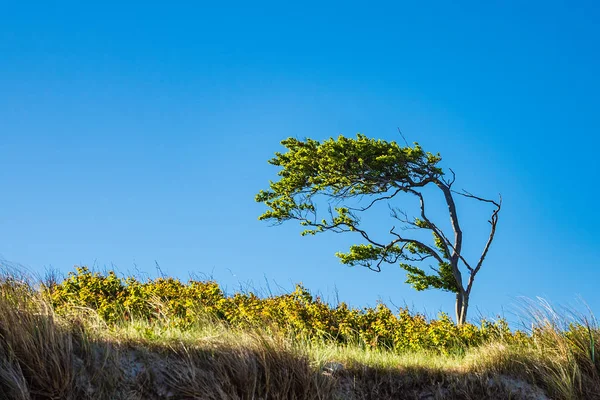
[455,291,469,325]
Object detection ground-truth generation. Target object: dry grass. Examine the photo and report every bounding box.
[0,272,599,399]
[463,300,600,400]
[0,274,334,399]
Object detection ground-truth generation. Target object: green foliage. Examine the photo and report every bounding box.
[335,244,404,268]
[402,262,458,292]
[48,267,523,355]
[256,134,442,222]
[255,134,459,295]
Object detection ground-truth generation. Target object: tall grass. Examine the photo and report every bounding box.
[464,299,600,399]
[0,269,599,399]
[0,274,334,399]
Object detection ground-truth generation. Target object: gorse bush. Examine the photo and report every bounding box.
[3,266,600,399]
[47,267,524,354]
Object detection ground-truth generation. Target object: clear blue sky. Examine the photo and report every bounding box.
[1,1,599,323]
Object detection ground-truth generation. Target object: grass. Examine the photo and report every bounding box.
[0,271,599,399]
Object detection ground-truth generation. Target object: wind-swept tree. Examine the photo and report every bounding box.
[256,134,501,325]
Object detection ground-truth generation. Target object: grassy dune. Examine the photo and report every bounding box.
[0,269,599,399]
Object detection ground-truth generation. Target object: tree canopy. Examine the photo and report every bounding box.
[256,134,501,324]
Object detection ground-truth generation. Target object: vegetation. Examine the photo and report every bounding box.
[256,134,501,325]
[1,266,600,399]
[47,267,518,355]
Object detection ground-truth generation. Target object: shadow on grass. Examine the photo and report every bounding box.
[0,305,549,400]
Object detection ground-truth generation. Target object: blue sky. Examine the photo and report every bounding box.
[1,1,599,323]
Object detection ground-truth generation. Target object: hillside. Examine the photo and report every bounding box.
[0,267,598,399]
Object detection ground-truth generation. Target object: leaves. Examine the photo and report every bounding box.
[46,267,520,354]
[256,134,457,293]
[256,134,443,223]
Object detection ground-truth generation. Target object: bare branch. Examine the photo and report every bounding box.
[404,188,454,262]
[389,207,422,231]
[348,187,403,212]
[397,127,409,147]
[452,189,501,207]
[403,253,434,262]
[466,194,502,294]
[442,168,456,188]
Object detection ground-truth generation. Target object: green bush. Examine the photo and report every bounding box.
[47,266,523,354]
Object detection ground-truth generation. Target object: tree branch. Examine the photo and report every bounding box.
[404,189,453,259]
[397,127,409,147]
[348,187,404,212]
[466,194,502,294]
[434,181,465,292]
[452,189,501,208]
[388,226,446,266]
[442,168,456,188]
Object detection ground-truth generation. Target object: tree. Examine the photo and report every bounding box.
[255,134,501,325]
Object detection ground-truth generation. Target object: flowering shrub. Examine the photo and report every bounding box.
[47,267,525,353]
